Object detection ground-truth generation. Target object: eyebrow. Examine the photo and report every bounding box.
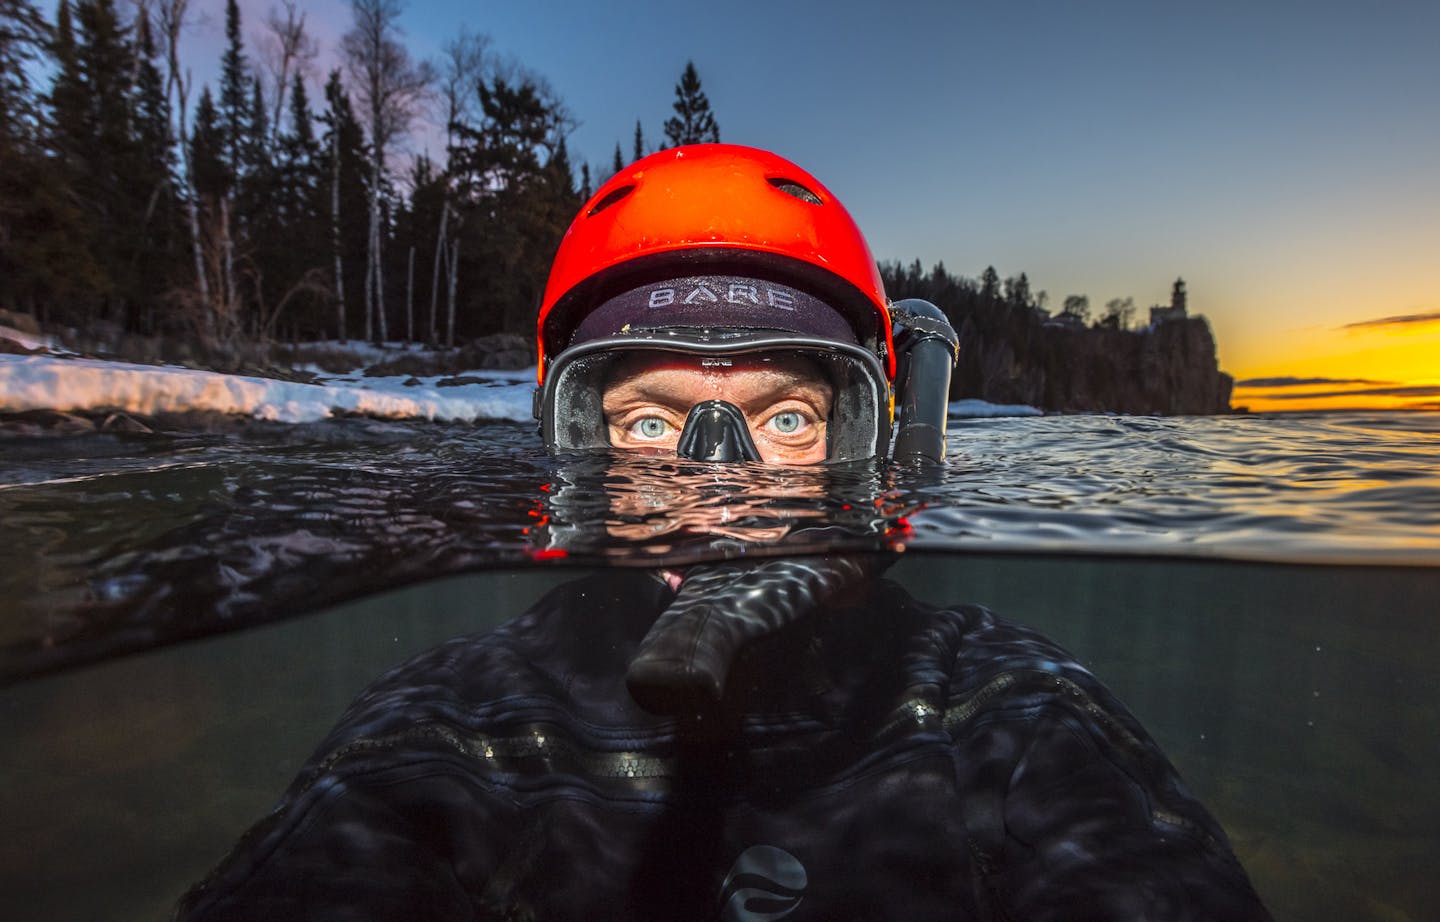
[745,380,831,409]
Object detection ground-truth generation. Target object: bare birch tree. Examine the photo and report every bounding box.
[341,0,432,344]
[331,117,345,341]
[259,0,317,147]
[323,71,348,342]
[446,238,459,348]
[404,244,414,341]
[430,28,486,346]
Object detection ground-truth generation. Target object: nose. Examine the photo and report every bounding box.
[675,400,763,462]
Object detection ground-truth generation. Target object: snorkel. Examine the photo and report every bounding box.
[890,299,961,465]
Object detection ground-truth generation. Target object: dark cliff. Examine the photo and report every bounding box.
[952,313,1234,415]
[883,263,1233,415]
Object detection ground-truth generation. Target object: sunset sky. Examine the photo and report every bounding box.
[186,0,1438,412]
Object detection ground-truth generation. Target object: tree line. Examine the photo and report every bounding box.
[881,260,1227,413]
[882,259,1150,332]
[0,0,724,351]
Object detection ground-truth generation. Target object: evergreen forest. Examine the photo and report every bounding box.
[0,0,727,353]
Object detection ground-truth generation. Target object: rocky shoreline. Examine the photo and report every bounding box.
[1,308,533,376]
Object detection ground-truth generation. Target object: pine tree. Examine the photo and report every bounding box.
[319,69,369,341]
[632,119,645,162]
[277,74,322,237]
[239,74,280,334]
[286,75,318,158]
[448,73,577,337]
[611,142,623,176]
[662,61,719,147]
[240,74,272,233]
[279,74,321,237]
[46,0,141,323]
[45,0,88,185]
[218,0,247,181]
[133,11,175,200]
[245,76,269,171]
[1004,272,1032,311]
[0,0,48,146]
[130,9,183,333]
[251,73,328,339]
[979,265,1001,304]
[1,0,96,318]
[550,136,574,195]
[46,0,82,140]
[455,76,551,188]
[190,87,227,203]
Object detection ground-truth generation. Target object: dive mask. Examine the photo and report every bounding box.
[535,329,892,463]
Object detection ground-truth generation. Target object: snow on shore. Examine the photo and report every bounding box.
[0,346,1041,427]
[0,354,536,424]
[949,398,1043,418]
[0,323,60,353]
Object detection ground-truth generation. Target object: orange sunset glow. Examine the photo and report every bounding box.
[1230,312,1440,413]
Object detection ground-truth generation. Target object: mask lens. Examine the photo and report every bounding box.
[540,337,888,462]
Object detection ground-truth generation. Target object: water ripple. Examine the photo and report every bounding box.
[1,411,1437,679]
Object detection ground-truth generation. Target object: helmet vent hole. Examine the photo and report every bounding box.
[586,184,635,217]
[768,178,822,205]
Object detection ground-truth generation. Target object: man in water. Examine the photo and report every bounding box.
[179,145,1270,920]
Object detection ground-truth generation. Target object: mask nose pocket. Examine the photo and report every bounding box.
[675,400,763,462]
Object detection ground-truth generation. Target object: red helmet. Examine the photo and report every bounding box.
[537,144,894,383]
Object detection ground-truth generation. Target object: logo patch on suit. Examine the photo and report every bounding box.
[720,845,808,921]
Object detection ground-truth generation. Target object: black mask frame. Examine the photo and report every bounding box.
[535,328,892,463]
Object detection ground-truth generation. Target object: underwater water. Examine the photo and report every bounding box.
[1,410,1438,920]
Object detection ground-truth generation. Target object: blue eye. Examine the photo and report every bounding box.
[770,411,803,434]
[634,417,670,439]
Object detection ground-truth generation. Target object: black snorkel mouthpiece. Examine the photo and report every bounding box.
[675,400,763,463]
[889,299,960,465]
[626,555,882,718]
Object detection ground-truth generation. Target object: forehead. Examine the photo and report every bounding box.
[601,352,833,403]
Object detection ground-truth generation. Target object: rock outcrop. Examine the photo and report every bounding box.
[949,313,1232,415]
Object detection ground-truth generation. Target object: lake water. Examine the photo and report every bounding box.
[2,410,1438,920]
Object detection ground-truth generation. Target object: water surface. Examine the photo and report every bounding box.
[3,411,1436,677]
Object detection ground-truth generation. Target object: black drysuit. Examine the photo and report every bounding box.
[178,566,1271,921]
